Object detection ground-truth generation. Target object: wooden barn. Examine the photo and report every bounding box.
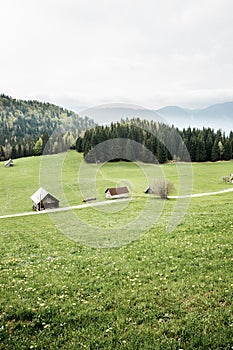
[5,159,14,168]
[144,185,155,194]
[105,186,129,199]
[31,187,59,211]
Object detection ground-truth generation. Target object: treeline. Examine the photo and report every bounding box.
[0,94,95,160]
[76,118,233,163]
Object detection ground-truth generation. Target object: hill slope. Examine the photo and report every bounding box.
[0,94,95,160]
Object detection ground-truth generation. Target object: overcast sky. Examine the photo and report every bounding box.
[1,0,233,110]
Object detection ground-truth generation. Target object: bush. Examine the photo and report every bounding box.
[154,179,175,199]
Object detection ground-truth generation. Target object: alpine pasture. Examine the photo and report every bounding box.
[0,151,233,349]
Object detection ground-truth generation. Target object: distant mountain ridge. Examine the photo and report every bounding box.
[79,103,164,125]
[79,101,233,133]
[157,102,233,132]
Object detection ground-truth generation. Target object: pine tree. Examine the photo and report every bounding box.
[157,142,167,164]
[196,137,206,162]
[42,132,49,152]
[189,137,197,162]
[211,141,219,162]
[0,145,5,161]
[11,146,18,159]
[76,137,83,152]
[218,141,224,159]
[177,141,190,161]
[223,140,232,160]
[205,133,213,161]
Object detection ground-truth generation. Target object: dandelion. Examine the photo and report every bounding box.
[105,327,113,333]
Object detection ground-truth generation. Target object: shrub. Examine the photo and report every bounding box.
[154,179,175,199]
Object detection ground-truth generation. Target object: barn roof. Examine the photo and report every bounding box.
[5,159,14,167]
[105,186,129,196]
[30,187,58,205]
[144,185,155,194]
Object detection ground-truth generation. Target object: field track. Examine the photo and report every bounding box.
[0,198,132,219]
[168,187,233,198]
[0,187,233,220]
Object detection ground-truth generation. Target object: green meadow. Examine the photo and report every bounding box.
[0,152,233,349]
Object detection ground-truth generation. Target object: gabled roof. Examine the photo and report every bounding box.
[105,186,129,196]
[144,185,155,194]
[30,187,58,205]
[5,159,14,167]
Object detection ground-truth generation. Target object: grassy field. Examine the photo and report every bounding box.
[0,152,233,349]
[1,151,233,215]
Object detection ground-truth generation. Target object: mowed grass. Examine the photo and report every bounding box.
[0,152,233,349]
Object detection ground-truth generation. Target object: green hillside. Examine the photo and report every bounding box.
[1,151,233,215]
[0,94,95,160]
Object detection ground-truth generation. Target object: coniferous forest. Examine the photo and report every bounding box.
[0,94,95,161]
[76,119,233,163]
[1,94,233,164]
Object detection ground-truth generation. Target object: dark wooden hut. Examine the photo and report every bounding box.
[144,185,155,194]
[31,187,59,211]
[4,159,14,168]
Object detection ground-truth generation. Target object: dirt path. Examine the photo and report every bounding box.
[0,198,132,220]
[168,187,233,199]
[0,188,233,220]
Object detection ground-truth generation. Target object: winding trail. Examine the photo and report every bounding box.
[0,187,233,220]
[0,198,132,220]
[168,187,233,199]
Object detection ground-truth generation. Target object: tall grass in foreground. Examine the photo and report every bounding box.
[0,193,233,349]
[1,153,233,348]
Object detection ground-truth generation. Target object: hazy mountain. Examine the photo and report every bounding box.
[79,101,233,133]
[157,102,233,132]
[156,106,192,130]
[79,103,164,125]
[156,106,190,118]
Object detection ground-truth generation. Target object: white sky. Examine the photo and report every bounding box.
[1,0,233,110]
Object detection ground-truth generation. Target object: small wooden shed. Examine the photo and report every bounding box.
[31,187,59,211]
[144,185,155,194]
[5,159,14,168]
[105,186,129,199]
[230,174,233,184]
